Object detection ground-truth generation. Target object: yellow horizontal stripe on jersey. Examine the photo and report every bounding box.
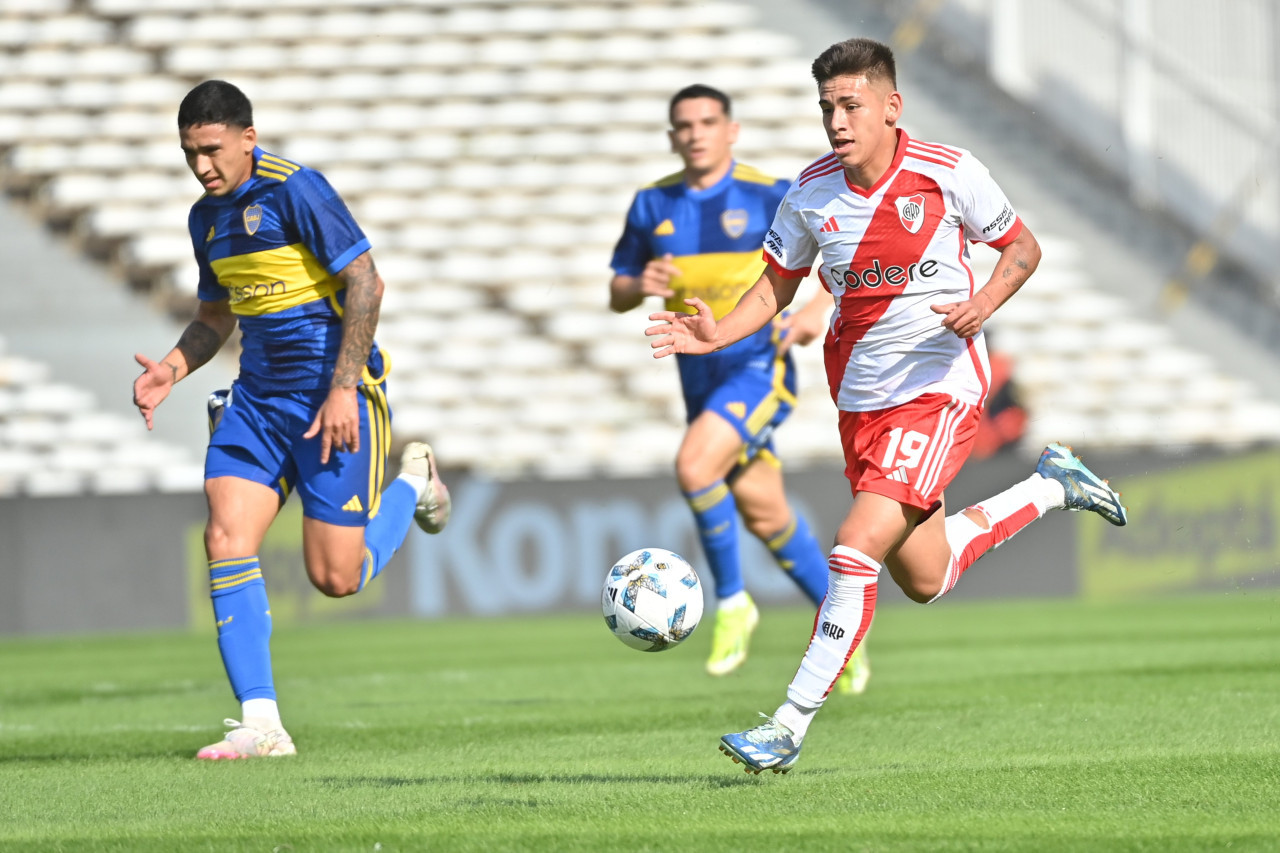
[663,251,767,320]
[644,170,685,189]
[255,166,292,182]
[211,242,343,317]
[732,163,780,186]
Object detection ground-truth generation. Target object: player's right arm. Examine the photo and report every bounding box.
[609,254,680,313]
[646,265,804,358]
[132,298,236,429]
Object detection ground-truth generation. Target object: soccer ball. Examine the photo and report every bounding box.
[601,548,704,652]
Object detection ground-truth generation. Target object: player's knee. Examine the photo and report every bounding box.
[310,572,359,598]
[745,512,787,543]
[204,522,245,561]
[743,516,771,541]
[674,454,712,492]
[897,576,943,604]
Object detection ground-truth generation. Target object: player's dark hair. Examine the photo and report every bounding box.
[177,80,253,130]
[668,84,732,123]
[811,38,897,88]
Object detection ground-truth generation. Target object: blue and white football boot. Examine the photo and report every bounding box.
[719,713,801,774]
[1035,443,1127,526]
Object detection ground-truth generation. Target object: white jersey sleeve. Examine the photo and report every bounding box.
[763,186,820,276]
[953,153,1020,246]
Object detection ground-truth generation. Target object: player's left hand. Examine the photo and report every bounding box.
[646,298,718,357]
[930,292,994,339]
[773,309,826,356]
[304,387,360,464]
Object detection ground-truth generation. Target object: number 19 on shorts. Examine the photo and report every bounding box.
[881,427,930,472]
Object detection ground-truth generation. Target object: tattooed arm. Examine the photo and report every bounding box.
[303,250,385,464]
[931,225,1041,340]
[132,299,236,430]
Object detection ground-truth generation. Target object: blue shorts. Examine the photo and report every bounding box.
[205,378,393,527]
[679,346,797,468]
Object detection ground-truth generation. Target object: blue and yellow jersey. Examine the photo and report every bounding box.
[188,147,383,392]
[610,162,788,378]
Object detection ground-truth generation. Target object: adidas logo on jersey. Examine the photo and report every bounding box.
[653,219,675,236]
[819,216,840,233]
[342,495,364,512]
[887,467,910,483]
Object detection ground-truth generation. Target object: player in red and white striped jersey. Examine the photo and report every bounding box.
[647,37,1128,774]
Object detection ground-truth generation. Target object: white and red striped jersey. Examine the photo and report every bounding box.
[763,129,1023,412]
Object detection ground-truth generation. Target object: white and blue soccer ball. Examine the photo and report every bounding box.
[601,548,704,652]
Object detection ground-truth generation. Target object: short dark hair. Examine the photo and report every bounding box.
[811,38,897,88]
[177,80,253,130]
[668,84,732,124]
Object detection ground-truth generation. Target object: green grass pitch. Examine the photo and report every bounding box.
[1,593,1278,852]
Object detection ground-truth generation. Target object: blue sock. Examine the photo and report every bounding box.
[209,557,275,702]
[358,477,417,591]
[685,481,744,599]
[767,513,829,606]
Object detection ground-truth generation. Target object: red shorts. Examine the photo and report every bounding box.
[837,393,982,511]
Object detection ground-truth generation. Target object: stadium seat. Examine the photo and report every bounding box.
[24,469,86,497]
[0,80,58,110]
[88,466,155,494]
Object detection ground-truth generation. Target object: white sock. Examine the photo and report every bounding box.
[398,473,428,502]
[718,590,749,610]
[784,546,880,717]
[242,698,281,728]
[1031,472,1066,511]
[929,474,1058,604]
[774,700,818,741]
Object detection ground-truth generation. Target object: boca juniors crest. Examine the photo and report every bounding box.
[242,204,263,236]
[895,194,925,234]
[720,209,748,239]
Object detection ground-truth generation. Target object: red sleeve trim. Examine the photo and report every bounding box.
[762,250,810,278]
[983,217,1024,249]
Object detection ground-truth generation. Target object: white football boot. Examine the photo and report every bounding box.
[196,718,296,760]
[401,442,452,534]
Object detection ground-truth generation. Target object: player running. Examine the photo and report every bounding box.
[646,40,1127,774]
[132,80,450,759]
[611,84,869,692]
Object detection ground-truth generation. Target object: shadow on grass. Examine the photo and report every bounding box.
[0,681,211,709]
[313,769,835,790]
[0,747,193,764]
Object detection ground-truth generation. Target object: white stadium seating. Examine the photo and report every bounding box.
[0,0,1278,495]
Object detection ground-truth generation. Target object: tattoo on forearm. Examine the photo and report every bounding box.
[175,321,223,374]
[332,252,382,388]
